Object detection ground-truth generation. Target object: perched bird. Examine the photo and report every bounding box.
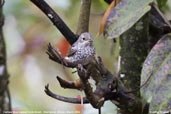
[64,32,95,65]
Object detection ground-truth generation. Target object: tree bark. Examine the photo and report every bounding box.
[119,14,149,97]
[30,0,78,45]
[0,0,11,113]
[76,0,91,34]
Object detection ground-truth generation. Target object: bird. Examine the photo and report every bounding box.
[64,32,95,65]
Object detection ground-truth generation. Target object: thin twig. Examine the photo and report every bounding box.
[98,108,101,114]
[57,76,83,90]
[44,84,89,104]
[7,87,12,111]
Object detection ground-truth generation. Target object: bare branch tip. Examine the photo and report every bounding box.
[45,84,49,90]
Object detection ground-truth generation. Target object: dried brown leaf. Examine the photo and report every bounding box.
[98,0,121,36]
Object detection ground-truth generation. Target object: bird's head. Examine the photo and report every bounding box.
[78,32,94,46]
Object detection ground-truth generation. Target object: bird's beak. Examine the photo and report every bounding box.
[88,39,93,43]
[88,40,92,43]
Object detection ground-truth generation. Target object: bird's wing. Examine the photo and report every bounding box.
[67,46,77,57]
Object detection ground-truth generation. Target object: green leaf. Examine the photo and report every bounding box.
[157,0,168,9]
[141,33,171,111]
[104,0,153,39]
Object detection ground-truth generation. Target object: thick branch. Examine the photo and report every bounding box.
[77,64,104,109]
[120,13,149,97]
[46,50,149,113]
[108,78,149,114]
[30,0,78,45]
[76,0,91,34]
[0,0,11,112]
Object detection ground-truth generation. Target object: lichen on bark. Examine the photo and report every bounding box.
[119,13,149,97]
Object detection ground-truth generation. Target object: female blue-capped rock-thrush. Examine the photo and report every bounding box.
[64,32,95,65]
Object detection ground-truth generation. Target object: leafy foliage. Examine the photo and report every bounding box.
[104,0,153,39]
[141,33,171,111]
[157,0,168,9]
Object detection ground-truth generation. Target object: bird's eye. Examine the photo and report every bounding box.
[82,37,86,40]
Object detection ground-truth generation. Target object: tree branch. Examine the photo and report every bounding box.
[77,64,104,109]
[76,0,91,34]
[119,13,149,97]
[46,43,77,68]
[0,0,11,112]
[45,84,89,104]
[30,0,78,45]
[57,76,83,90]
[45,47,149,113]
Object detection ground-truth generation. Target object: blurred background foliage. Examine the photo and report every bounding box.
[3,0,171,114]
